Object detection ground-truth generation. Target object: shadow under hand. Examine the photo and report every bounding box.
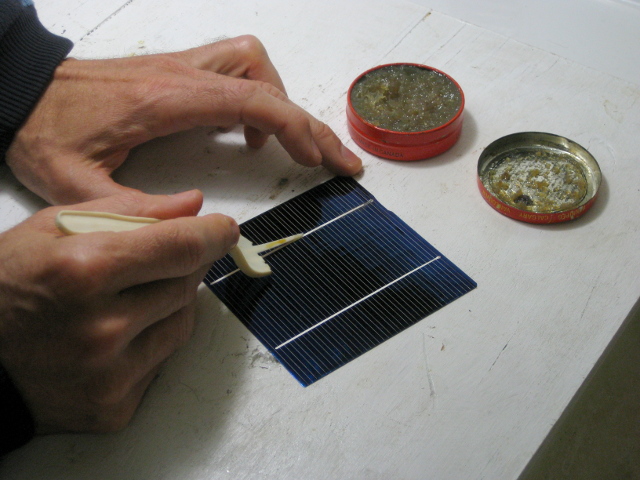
[115,126,308,201]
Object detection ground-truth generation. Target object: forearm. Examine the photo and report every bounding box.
[0,0,72,160]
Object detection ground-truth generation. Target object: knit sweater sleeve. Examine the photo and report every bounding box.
[1,0,73,455]
[0,0,73,160]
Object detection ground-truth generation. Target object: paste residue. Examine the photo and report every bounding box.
[483,149,588,213]
[350,65,462,132]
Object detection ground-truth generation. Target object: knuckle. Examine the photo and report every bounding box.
[43,245,105,297]
[313,120,338,143]
[127,56,194,106]
[79,317,129,366]
[255,78,287,100]
[168,223,208,272]
[232,77,261,99]
[232,34,267,58]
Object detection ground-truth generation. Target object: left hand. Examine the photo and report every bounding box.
[6,35,362,205]
[0,189,239,433]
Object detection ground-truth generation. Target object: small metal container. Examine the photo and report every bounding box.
[346,63,464,161]
[477,132,602,224]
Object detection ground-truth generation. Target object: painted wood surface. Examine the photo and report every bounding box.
[1,1,639,479]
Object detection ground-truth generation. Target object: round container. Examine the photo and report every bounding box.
[346,63,465,161]
[477,132,602,224]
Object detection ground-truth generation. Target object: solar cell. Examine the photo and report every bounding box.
[206,177,476,386]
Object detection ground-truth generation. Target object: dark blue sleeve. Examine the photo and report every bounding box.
[1,0,72,455]
[0,0,73,159]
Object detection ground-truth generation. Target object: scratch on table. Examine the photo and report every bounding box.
[382,11,432,59]
[578,268,605,322]
[79,0,136,41]
[422,332,437,402]
[535,57,561,79]
[432,23,466,58]
[178,381,202,403]
[489,344,508,371]
[489,335,515,371]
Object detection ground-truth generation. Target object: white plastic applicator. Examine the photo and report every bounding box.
[55,210,302,277]
[55,210,160,234]
[228,234,303,277]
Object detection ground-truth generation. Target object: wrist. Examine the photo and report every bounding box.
[0,4,73,160]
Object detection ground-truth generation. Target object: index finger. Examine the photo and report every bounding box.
[149,75,360,174]
[173,35,287,149]
[172,35,287,94]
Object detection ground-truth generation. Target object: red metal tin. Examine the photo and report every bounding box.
[346,63,465,161]
[477,132,602,224]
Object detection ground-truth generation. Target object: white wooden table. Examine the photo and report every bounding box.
[2,1,639,479]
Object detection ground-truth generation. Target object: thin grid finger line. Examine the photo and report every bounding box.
[309,215,423,338]
[428,261,471,299]
[280,253,447,351]
[220,277,337,372]
[274,255,443,351]
[274,201,439,338]
[210,197,442,346]
[219,197,388,370]
[208,197,375,285]
[206,177,477,385]
[251,205,406,357]
[263,223,385,358]
[218,284,323,380]
[245,180,367,241]
[269,220,443,352]
[340,206,443,315]
[272,248,381,352]
[356,215,463,307]
[244,272,358,375]
[229,230,372,372]
[263,212,382,333]
[272,252,394,355]
[270,200,389,314]
[282,207,405,338]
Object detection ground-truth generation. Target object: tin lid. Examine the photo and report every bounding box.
[477,132,602,224]
[346,63,465,161]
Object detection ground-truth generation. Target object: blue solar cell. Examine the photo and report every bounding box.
[205,177,476,386]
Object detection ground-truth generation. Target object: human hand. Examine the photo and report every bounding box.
[0,190,238,433]
[5,35,362,205]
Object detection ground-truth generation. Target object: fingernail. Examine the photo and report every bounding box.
[170,189,198,200]
[340,144,362,169]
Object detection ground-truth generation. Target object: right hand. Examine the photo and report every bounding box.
[0,190,238,434]
[6,35,362,205]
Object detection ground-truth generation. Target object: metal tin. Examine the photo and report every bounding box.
[477,132,602,224]
[346,63,465,161]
